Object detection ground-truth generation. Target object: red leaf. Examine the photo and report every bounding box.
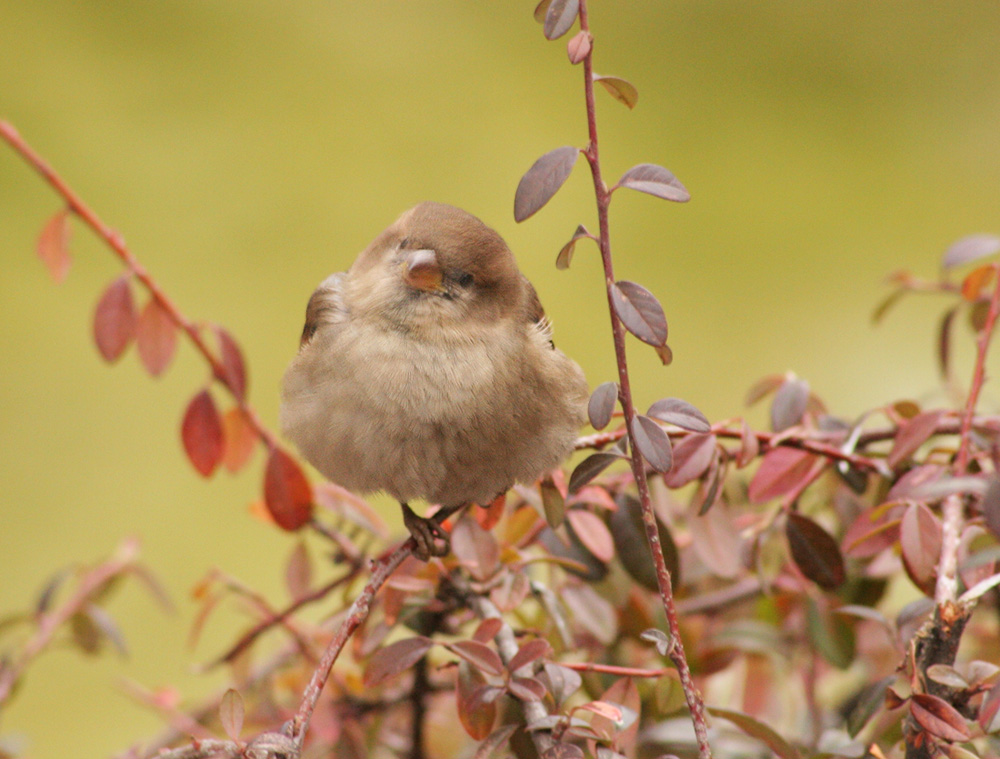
[646,398,711,432]
[888,410,945,469]
[514,146,579,222]
[475,725,518,759]
[786,512,845,589]
[508,676,547,702]
[489,570,530,612]
[447,640,504,676]
[566,509,614,563]
[900,502,942,592]
[472,618,503,644]
[221,407,258,473]
[181,390,223,477]
[508,639,552,674]
[475,493,506,531]
[451,513,500,581]
[942,234,1000,269]
[630,415,673,473]
[745,374,785,406]
[37,209,71,283]
[93,276,137,362]
[542,0,578,39]
[214,326,247,399]
[611,281,668,346]
[664,433,716,488]
[457,662,497,740]
[910,693,971,742]
[263,448,313,531]
[771,377,809,431]
[748,447,819,503]
[136,297,178,377]
[588,382,618,430]
[616,163,689,202]
[364,636,433,687]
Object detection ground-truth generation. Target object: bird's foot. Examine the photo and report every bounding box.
[401,503,451,560]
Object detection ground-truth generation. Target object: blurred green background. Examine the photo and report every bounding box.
[2,1,999,755]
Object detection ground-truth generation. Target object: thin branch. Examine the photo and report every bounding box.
[575,4,712,757]
[0,120,278,451]
[286,538,415,747]
[0,538,141,707]
[936,265,1000,604]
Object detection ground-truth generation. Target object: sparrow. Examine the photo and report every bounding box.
[280,202,588,558]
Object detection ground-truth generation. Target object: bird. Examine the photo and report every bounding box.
[280,202,588,559]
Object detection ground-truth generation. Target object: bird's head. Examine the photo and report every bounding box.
[346,202,526,335]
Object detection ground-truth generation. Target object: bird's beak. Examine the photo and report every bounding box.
[403,249,445,293]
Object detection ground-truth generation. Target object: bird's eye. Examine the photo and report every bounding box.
[456,272,474,287]
[399,237,410,249]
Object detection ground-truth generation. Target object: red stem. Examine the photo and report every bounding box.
[575,5,713,757]
[0,120,278,451]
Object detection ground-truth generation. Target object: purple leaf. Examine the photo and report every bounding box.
[646,398,710,432]
[910,693,971,742]
[771,377,809,431]
[630,415,673,473]
[942,234,1000,269]
[364,636,433,687]
[514,146,578,222]
[588,382,618,430]
[568,451,622,493]
[663,433,717,488]
[543,0,579,40]
[786,512,845,589]
[611,280,668,346]
[616,163,690,202]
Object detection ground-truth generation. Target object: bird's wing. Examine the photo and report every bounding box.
[520,274,555,348]
[299,272,348,347]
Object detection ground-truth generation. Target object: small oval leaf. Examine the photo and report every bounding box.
[588,382,618,430]
[771,377,809,431]
[910,693,971,742]
[566,509,614,563]
[221,407,258,473]
[708,708,801,759]
[448,640,504,676]
[900,501,942,592]
[215,326,248,400]
[219,688,244,741]
[543,0,579,40]
[593,74,638,109]
[611,281,668,346]
[364,636,433,687]
[37,209,71,283]
[93,276,137,362]
[646,398,711,432]
[630,415,673,473]
[508,639,552,674]
[136,297,178,377]
[664,433,717,488]
[556,224,593,270]
[616,163,689,202]
[181,390,224,477]
[263,448,314,531]
[942,234,1000,269]
[568,451,621,493]
[748,447,819,503]
[888,410,945,469]
[514,146,579,222]
[786,512,845,589]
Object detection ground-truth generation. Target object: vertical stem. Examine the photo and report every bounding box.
[576,5,712,758]
[936,263,1000,604]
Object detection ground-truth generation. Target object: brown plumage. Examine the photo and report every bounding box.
[280,202,588,556]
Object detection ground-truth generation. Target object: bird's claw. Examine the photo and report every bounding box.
[401,503,450,560]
